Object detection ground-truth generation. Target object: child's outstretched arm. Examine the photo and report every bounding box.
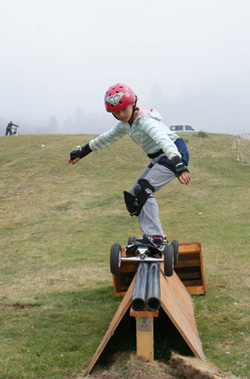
[68,143,92,165]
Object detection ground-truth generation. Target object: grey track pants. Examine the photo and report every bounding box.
[129,161,176,236]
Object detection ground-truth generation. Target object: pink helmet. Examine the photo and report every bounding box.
[104,83,136,112]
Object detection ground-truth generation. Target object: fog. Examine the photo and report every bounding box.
[1,0,250,136]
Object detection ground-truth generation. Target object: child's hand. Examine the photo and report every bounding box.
[68,157,81,165]
[68,143,92,165]
[178,171,190,185]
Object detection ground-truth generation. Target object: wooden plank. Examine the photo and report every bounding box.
[175,260,201,268]
[130,309,159,318]
[136,317,154,361]
[112,273,120,295]
[181,280,202,287]
[179,242,202,253]
[84,274,136,376]
[178,253,200,260]
[176,271,201,280]
[187,286,206,295]
[198,244,206,294]
[160,269,205,361]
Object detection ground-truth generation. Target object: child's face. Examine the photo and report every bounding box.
[113,103,134,123]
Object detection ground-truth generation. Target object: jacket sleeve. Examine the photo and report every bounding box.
[89,123,127,151]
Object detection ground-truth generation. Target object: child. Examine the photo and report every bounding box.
[69,83,190,246]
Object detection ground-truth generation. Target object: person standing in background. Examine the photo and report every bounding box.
[5,121,19,136]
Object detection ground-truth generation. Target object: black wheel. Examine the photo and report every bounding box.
[171,240,179,265]
[110,243,122,274]
[164,245,174,277]
[127,236,136,245]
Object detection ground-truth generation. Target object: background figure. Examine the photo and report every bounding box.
[5,121,19,136]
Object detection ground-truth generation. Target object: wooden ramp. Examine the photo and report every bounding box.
[84,267,205,376]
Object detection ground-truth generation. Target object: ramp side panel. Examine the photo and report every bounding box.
[84,274,136,376]
[160,270,205,361]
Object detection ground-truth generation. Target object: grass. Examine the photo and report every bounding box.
[0,132,249,378]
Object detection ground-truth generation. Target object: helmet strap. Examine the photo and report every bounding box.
[112,113,120,121]
[128,96,138,125]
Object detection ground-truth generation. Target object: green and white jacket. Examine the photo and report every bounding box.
[89,108,181,160]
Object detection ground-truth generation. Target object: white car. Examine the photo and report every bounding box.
[169,124,199,132]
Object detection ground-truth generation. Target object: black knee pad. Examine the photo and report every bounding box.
[124,179,155,216]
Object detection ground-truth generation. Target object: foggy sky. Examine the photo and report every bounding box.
[1,0,250,135]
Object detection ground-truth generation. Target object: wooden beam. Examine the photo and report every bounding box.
[136,316,154,361]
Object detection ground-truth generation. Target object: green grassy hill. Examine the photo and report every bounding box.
[0,133,249,378]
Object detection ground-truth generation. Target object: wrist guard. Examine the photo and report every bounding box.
[70,143,92,160]
[171,156,189,176]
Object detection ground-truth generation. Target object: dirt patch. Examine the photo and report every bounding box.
[169,354,244,379]
[82,353,175,378]
[0,303,38,310]
[79,353,246,379]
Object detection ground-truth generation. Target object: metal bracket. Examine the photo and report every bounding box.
[137,316,153,331]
